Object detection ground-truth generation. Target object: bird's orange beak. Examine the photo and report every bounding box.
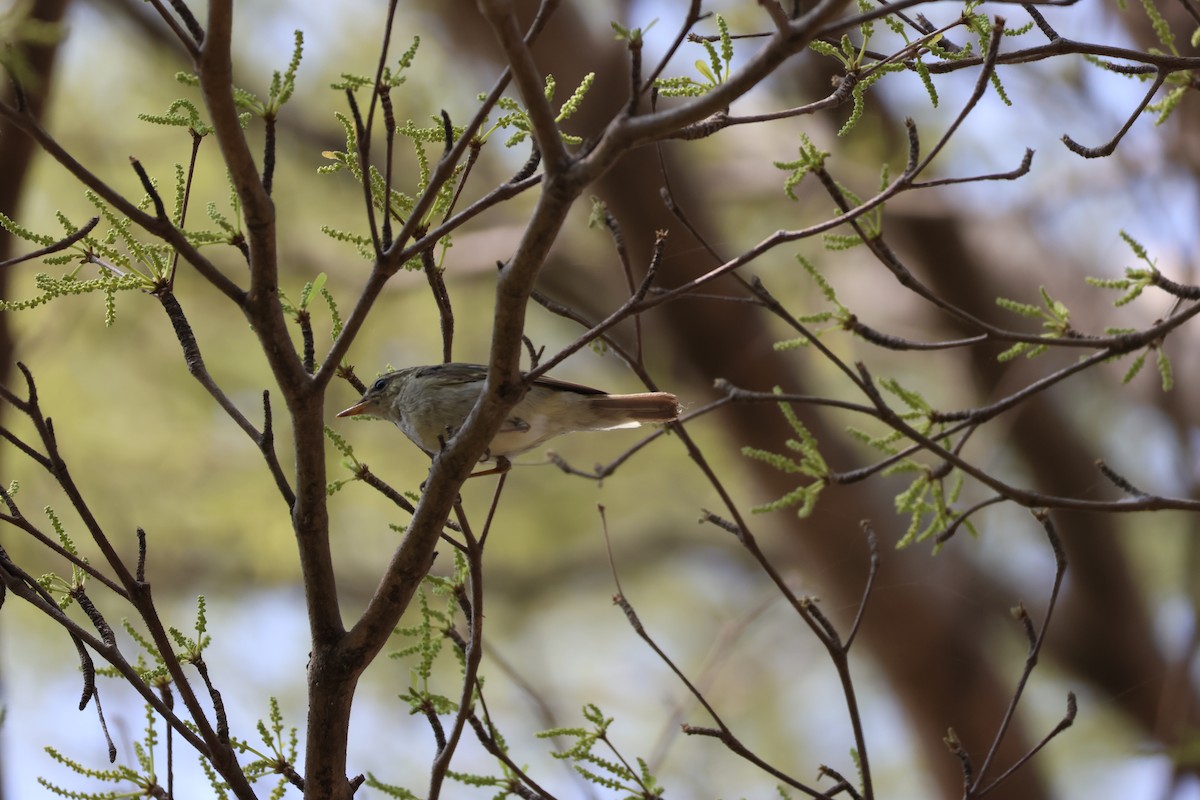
[336,400,372,418]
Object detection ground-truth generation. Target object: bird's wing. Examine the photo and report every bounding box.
[527,373,606,396]
[499,415,531,433]
[418,362,608,396]
[413,363,487,385]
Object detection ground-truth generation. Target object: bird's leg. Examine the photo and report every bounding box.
[469,456,511,479]
[421,456,510,489]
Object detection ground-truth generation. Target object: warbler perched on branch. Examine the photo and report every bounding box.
[336,362,680,464]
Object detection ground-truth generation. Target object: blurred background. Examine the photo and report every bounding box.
[2,1,1199,798]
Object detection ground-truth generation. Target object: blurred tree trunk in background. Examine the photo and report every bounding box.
[0,0,71,390]
[0,3,71,796]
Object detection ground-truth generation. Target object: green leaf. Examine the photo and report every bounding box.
[1156,348,1174,391]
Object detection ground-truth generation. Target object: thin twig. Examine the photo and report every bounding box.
[428,495,491,799]
[421,247,455,364]
[0,216,99,268]
[843,522,879,650]
[971,512,1074,796]
[612,587,830,798]
[1061,70,1167,158]
[155,289,296,507]
[145,0,203,56]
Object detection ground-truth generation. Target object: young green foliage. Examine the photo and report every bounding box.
[655,13,734,97]
[36,506,88,611]
[776,141,885,244]
[227,30,305,119]
[172,27,303,125]
[362,774,421,799]
[803,4,926,135]
[0,211,154,325]
[392,588,457,707]
[320,284,344,340]
[0,151,248,322]
[611,17,658,44]
[539,704,664,798]
[1146,77,1190,124]
[853,5,1034,120]
[1111,341,1174,391]
[1136,0,1179,56]
[845,376,975,549]
[1155,346,1174,390]
[279,272,327,318]
[1084,4,1189,123]
[323,36,470,264]
[324,425,366,495]
[332,35,420,92]
[94,598,211,688]
[167,595,212,664]
[98,630,168,686]
[38,704,166,799]
[1086,230,1160,306]
[279,272,331,369]
[368,555,522,796]
[773,134,830,200]
[741,389,829,518]
[1086,231,1177,391]
[995,286,1073,361]
[823,165,889,248]
[914,58,939,108]
[319,106,467,264]
[772,256,852,348]
[232,697,301,800]
[893,467,977,549]
[839,61,905,136]
[45,695,300,800]
[962,9,1034,106]
[479,71,595,147]
[198,184,247,248]
[138,96,217,136]
[391,554,471,715]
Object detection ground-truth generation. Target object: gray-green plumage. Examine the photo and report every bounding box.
[337,363,680,461]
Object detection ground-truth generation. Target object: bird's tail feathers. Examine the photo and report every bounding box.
[589,392,680,426]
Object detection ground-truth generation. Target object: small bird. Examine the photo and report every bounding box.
[336,362,680,464]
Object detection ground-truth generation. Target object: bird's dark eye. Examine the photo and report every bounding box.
[371,378,388,393]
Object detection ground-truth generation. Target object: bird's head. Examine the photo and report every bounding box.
[335,370,409,420]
